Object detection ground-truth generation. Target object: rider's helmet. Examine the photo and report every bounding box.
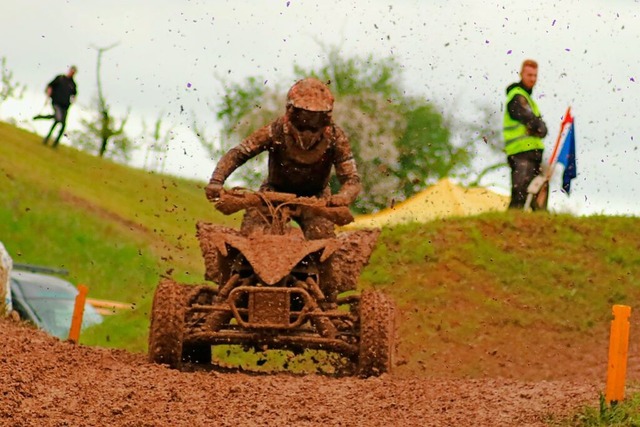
[286,78,334,133]
[286,78,334,112]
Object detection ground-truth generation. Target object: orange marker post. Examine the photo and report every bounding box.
[68,284,89,344]
[605,304,631,404]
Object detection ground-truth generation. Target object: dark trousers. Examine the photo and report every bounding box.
[43,105,69,147]
[507,149,543,210]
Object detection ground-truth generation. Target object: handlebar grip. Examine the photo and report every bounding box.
[303,205,354,226]
[215,193,262,215]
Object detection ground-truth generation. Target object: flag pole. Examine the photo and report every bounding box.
[524,106,572,211]
[547,106,572,173]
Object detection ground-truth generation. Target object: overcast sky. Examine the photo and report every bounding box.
[1,0,639,216]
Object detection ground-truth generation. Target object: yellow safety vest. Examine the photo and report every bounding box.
[503,86,545,156]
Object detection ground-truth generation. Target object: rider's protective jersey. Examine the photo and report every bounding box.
[211,116,361,202]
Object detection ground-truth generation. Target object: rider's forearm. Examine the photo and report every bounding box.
[210,124,272,185]
[335,158,362,203]
[337,180,362,204]
[209,147,249,184]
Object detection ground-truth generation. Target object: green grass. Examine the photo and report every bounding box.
[550,393,640,426]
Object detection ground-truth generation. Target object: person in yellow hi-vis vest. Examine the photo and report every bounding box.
[503,59,548,210]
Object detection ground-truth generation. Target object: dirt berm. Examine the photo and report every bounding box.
[2,317,623,427]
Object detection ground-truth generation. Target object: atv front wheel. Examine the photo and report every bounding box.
[148,279,185,369]
[357,290,396,377]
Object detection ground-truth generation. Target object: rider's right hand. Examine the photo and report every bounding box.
[205,181,224,201]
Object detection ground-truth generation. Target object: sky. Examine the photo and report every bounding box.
[1,0,639,216]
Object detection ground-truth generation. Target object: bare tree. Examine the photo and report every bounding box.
[94,44,129,157]
[71,43,132,160]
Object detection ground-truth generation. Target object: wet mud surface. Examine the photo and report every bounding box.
[0,317,608,427]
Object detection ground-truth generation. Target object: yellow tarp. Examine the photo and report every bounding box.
[346,178,509,228]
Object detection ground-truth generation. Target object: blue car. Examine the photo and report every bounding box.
[10,270,103,339]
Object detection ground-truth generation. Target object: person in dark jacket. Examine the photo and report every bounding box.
[205,77,361,239]
[34,66,77,147]
[503,59,548,210]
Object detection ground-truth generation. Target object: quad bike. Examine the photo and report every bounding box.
[148,189,396,377]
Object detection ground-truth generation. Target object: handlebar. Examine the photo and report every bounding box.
[214,189,354,226]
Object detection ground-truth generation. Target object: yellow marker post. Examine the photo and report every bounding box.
[605,304,631,404]
[68,284,89,344]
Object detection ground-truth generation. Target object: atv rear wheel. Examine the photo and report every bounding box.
[357,290,396,377]
[148,279,185,369]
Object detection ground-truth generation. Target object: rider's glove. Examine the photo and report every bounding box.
[328,193,351,207]
[205,180,224,201]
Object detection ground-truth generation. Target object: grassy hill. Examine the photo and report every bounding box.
[1,121,639,380]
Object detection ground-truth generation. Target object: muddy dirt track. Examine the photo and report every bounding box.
[1,318,616,427]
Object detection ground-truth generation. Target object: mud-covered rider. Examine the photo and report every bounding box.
[205,78,362,240]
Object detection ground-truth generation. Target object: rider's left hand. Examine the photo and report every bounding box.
[205,181,224,201]
[328,193,351,207]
